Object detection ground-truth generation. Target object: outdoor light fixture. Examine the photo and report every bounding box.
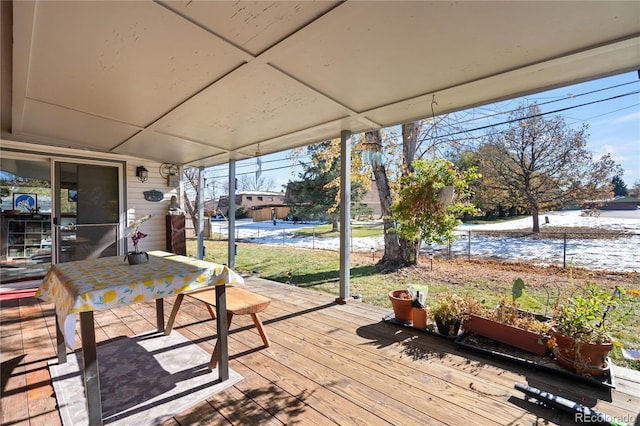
[136,166,149,183]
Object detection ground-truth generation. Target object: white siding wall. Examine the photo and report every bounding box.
[126,162,180,254]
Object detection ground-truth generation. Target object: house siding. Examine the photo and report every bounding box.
[126,162,180,254]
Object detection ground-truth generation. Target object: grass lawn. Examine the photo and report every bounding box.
[294,222,384,238]
[187,239,640,370]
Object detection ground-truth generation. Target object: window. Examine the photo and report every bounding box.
[246,196,253,201]
[257,196,263,201]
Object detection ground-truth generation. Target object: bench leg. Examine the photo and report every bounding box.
[209,312,234,369]
[165,294,185,335]
[205,302,216,320]
[251,312,270,348]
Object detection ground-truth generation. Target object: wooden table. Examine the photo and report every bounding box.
[35,251,244,425]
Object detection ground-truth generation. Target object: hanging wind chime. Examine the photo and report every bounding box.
[255,144,262,180]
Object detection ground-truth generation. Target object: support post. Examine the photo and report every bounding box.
[337,130,351,304]
[228,160,236,269]
[197,166,205,259]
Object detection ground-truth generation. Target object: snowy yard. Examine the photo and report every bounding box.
[212,210,639,273]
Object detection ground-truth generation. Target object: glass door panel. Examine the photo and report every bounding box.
[54,162,120,263]
[0,157,52,283]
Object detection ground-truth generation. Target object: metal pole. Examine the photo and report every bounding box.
[468,230,471,262]
[338,130,352,303]
[563,232,567,269]
[228,160,236,269]
[197,167,205,259]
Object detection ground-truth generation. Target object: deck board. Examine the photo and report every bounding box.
[1,277,638,426]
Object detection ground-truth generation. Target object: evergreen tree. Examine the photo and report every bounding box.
[286,141,367,231]
[611,175,628,197]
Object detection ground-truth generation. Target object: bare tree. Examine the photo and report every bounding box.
[237,174,275,192]
[182,167,201,235]
[477,103,622,232]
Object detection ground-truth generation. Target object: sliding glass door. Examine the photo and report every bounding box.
[53,161,122,263]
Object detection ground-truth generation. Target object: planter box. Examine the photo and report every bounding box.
[550,328,613,376]
[463,313,549,355]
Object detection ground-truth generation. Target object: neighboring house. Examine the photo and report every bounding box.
[284,180,383,220]
[360,180,383,218]
[599,196,640,210]
[217,191,289,220]
[202,199,219,217]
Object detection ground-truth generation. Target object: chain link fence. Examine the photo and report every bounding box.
[186,220,639,273]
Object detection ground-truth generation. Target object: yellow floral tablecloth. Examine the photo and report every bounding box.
[35,251,244,348]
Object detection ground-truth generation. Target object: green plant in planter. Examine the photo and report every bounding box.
[551,284,625,345]
[392,159,479,246]
[548,284,632,375]
[430,294,473,335]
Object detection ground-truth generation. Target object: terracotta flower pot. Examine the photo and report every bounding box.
[388,290,413,323]
[550,328,612,376]
[412,307,428,330]
[463,313,549,355]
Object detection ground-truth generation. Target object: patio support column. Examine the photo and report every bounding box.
[197,166,205,259]
[337,130,351,304]
[228,160,236,269]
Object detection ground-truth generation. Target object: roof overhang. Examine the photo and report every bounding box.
[2,1,639,167]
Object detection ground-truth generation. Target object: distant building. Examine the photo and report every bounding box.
[599,196,640,210]
[217,191,289,220]
[360,180,383,218]
[284,180,383,219]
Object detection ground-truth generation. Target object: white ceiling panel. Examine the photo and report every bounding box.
[160,1,341,56]
[25,1,245,127]
[2,1,639,168]
[116,131,225,165]
[151,62,358,151]
[21,99,142,151]
[268,1,640,113]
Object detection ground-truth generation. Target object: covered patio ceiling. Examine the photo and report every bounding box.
[2,1,639,168]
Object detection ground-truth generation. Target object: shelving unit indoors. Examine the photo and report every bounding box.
[6,219,51,258]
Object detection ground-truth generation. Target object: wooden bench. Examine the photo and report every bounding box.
[165,286,271,369]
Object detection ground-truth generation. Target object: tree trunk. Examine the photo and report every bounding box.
[531,204,540,233]
[399,122,420,265]
[365,131,400,265]
[331,216,339,232]
[183,192,198,236]
[365,129,418,270]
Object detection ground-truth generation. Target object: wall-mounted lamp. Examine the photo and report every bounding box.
[136,166,149,183]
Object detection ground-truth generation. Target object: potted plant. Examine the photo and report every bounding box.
[124,214,151,265]
[548,284,625,375]
[463,278,551,355]
[411,289,428,330]
[430,294,467,336]
[391,159,480,251]
[388,285,428,326]
[388,289,413,323]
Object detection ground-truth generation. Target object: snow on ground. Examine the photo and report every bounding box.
[214,210,639,273]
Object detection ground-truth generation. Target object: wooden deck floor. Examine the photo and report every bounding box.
[2,277,639,425]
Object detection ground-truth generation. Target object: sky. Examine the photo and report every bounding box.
[204,71,640,194]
